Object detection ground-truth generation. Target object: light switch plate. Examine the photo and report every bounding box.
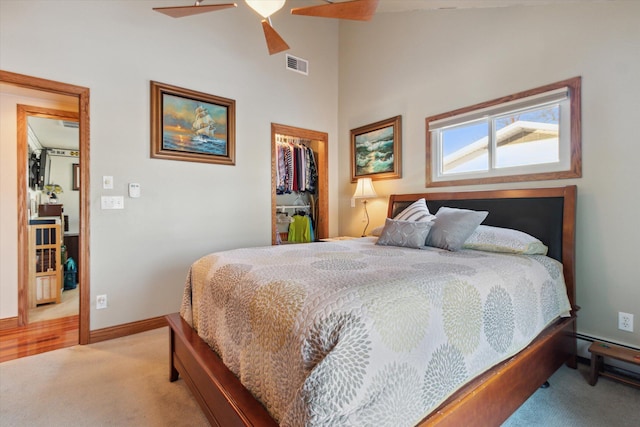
[101,196,124,209]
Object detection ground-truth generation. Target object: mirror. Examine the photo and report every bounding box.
[25,113,80,322]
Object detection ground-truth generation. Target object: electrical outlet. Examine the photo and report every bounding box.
[96,294,107,310]
[618,312,633,332]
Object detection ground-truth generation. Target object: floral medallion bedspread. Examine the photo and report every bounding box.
[180,237,571,427]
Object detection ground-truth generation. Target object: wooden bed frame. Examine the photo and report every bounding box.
[167,185,578,426]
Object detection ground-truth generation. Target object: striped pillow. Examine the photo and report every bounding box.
[394,198,435,222]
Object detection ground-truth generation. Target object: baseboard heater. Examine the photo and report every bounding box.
[576,333,640,379]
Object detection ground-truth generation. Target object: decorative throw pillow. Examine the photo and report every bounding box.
[376,218,434,249]
[426,207,488,251]
[462,225,548,255]
[393,198,436,222]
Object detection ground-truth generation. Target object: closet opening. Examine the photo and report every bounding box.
[271,123,328,245]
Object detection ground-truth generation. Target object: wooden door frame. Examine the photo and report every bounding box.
[18,106,78,315]
[2,70,91,345]
[271,123,328,244]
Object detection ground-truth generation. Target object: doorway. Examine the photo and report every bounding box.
[20,107,80,324]
[1,70,90,347]
[271,123,328,244]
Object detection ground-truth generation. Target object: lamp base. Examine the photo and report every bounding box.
[361,200,370,237]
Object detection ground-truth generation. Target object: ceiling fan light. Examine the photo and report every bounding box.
[245,0,285,18]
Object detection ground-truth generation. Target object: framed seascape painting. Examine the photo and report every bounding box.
[350,115,402,181]
[150,81,236,165]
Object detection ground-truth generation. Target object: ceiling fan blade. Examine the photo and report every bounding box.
[291,0,379,21]
[153,3,237,18]
[261,20,290,55]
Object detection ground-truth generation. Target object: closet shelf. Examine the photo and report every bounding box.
[277,204,310,209]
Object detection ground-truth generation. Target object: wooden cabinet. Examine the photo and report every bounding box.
[28,221,62,307]
[38,203,63,217]
[38,203,65,232]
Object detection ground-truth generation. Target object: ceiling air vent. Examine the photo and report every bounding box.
[61,120,79,129]
[286,54,308,76]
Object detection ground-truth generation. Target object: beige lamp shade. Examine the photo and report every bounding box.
[352,177,377,199]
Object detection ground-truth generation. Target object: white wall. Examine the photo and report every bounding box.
[48,155,80,234]
[338,1,640,348]
[3,1,638,349]
[0,0,339,328]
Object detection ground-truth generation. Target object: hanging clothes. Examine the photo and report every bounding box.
[288,214,314,243]
[275,136,318,195]
[276,143,287,194]
[304,146,317,191]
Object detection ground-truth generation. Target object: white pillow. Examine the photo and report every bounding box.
[394,198,436,222]
[370,225,384,237]
[463,225,548,255]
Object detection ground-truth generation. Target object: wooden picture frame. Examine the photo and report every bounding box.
[72,163,80,190]
[351,115,402,182]
[150,81,235,165]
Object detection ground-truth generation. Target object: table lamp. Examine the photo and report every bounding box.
[352,177,377,237]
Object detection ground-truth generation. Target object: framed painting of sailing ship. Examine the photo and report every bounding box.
[150,81,236,165]
[350,115,402,182]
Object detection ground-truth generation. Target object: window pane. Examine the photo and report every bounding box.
[442,121,488,174]
[494,106,560,168]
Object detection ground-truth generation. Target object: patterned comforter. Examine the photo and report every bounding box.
[180,237,571,426]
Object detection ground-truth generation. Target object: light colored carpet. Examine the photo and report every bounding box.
[0,327,208,427]
[502,361,640,426]
[28,286,79,323]
[1,327,638,427]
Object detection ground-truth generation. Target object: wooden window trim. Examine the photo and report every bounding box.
[425,77,581,187]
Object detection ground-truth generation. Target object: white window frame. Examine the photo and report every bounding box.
[425,77,581,187]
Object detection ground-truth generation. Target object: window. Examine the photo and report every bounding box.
[426,77,581,187]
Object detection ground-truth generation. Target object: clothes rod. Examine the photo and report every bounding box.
[277,205,310,209]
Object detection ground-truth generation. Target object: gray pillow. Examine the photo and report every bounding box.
[426,207,488,251]
[376,218,434,249]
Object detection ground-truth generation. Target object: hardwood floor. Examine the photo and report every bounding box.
[0,315,78,363]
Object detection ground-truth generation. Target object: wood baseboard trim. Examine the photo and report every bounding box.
[0,316,19,330]
[89,315,168,344]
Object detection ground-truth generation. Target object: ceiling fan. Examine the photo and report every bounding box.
[153,0,379,55]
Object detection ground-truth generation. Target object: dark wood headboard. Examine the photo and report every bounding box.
[387,186,577,309]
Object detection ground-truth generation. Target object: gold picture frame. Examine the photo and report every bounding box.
[150,81,236,165]
[350,115,402,182]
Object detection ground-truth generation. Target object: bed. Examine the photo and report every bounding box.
[167,185,577,426]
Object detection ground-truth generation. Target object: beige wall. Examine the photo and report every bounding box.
[3,1,638,349]
[338,1,640,348]
[0,0,339,328]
